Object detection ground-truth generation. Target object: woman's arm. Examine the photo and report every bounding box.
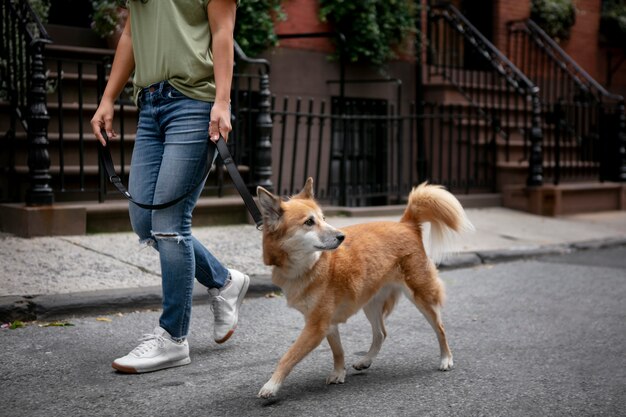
[207,0,237,142]
[91,16,135,146]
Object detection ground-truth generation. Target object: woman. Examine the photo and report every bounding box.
[90,0,248,374]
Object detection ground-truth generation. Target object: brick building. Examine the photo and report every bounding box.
[267,0,626,102]
[1,0,624,236]
[261,0,626,214]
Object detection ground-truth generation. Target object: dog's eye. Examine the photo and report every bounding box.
[304,218,315,227]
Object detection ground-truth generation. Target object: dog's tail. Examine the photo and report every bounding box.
[400,183,474,264]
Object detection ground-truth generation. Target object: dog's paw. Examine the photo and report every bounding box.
[352,358,372,371]
[326,368,346,385]
[258,380,281,399]
[439,355,454,371]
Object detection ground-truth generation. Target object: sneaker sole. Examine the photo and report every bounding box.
[215,273,250,344]
[112,357,191,374]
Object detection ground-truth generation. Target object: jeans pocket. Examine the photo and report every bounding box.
[167,87,188,99]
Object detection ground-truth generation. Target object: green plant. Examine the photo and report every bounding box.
[319,0,417,67]
[28,0,50,23]
[9,320,25,329]
[235,0,285,57]
[531,0,577,40]
[600,0,626,47]
[91,0,123,38]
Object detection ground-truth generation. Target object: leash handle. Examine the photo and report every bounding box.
[98,129,264,229]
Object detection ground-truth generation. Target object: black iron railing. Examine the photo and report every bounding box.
[0,23,274,204]
[42,46,132,202]
[508,19,626,183]
[1,0,53,204]
[268,96,495,206]
[425,3,544,187]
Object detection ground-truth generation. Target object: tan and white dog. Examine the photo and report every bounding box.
[256,178,474,399]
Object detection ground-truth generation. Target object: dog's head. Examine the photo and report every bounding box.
[257,178,345,267]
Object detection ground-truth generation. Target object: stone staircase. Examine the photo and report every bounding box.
[423,71,625,216]
[425,72,603,189]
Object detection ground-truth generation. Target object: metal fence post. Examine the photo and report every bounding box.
[527,93,544,187]
[25,38,53,205]
[553,101,563,185]
[253,72,273,191]
[616,101,626,182]
[415,2,427,182]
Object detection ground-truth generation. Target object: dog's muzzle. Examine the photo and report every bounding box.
[317,232,345,250]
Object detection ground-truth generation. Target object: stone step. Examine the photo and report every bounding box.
[496,160,601,189]
[0,195,253,236]
[502,182,626,216]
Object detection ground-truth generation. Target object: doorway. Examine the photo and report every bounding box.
[461,0,495,70]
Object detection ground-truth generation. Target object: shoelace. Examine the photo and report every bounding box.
[130,333,166,356]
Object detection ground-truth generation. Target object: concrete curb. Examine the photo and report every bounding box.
[0,274,279,323]
[2,238,625,323]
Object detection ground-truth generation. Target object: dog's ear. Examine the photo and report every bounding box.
[257,186,283,230]
[292,177,314,200]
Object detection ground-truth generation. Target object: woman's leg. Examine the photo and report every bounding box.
[128,92,228,292]
[149,86,229,340]
[113,82,247,374]
[113,85,195,374]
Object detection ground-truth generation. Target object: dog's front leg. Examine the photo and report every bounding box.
[258,319,329,399]
[325,325,346,384]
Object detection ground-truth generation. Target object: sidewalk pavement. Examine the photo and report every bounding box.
[2,207,626,322]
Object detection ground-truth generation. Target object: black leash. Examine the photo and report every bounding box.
[98,130,263,230]
[214,137,264,230]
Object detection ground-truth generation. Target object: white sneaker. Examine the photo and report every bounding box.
[208,269,250,344]
[112,327,191,373]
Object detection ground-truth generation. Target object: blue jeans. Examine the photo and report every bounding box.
[128,81,229,340]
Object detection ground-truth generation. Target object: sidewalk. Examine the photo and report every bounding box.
[2,207,626,322]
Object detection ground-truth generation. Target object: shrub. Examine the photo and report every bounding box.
[28,0,50,23]
[600,0,626,47]
[531,0,577,40]
[91,0,121,38]
[235,0,285,57]
[319,0,417,67]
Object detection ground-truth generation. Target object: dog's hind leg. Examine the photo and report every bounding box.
[325,325,346,384]
[414,300,453,371]
[352,287,399,371]
[352,301,385,371]
[402,260,454,371]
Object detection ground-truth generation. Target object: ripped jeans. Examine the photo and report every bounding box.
[128,81,229,340]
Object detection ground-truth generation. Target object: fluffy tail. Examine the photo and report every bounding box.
[401,183,474,264]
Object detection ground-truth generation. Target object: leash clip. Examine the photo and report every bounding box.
[109,175,121,184]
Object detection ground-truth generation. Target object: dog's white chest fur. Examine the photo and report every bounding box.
[272,270,320,315]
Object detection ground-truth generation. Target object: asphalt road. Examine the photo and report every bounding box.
[2,246,625,417]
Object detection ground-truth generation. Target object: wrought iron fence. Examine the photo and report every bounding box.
[0,34,274,204]
[425,2,544,187]
[4,0,625,211]
[508,19,626,183]
[256,97,495,206]
[1,0,53,204]
[44,47,119,202]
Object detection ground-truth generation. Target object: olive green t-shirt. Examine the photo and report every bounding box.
[129,0,217,103]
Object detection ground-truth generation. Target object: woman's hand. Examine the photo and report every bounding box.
[91,97,117,147]
[209,100,232,142]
